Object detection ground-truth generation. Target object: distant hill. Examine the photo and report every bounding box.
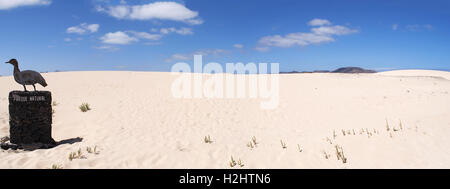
[280,67,375,74]
[332,67,376,73]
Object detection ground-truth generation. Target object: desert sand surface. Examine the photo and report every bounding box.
[0,70,450,169]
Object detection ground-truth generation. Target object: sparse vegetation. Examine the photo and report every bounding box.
[229,156,237,167]
[51,164,63,169]
[79,103,91,112]
[68,148,86,161]
[280,140,287,149]
[252,136,258,146]
[238,158,244,167]
[247,136,258,149]
[247,141,254,149]
[325,137,332,144]
[297,144,303,152]
[86,146,100,154]
[204,135,213,144]
[386,119,390,131]
[51,101,57,117]
[323,151,331,159]
[87,146,92,153]
[334,145,347,164]
[94,146,99,154]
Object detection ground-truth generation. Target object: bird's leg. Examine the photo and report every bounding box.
[33,84,36,91]
[23,85,28,92]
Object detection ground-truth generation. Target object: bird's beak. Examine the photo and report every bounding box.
[5,62,9,64]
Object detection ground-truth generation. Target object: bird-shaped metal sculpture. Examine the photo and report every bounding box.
[5,59,47,91]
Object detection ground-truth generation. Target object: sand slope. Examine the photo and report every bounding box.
[0,70,449,169]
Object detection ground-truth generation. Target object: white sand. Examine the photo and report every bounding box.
[0,70,449,169]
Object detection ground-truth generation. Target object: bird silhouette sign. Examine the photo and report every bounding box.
[5,59,48,91]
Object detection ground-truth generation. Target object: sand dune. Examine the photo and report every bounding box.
[0,70,450,169]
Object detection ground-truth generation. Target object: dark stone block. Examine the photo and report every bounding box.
[8,91,55,147]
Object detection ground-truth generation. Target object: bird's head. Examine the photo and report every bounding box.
[5,59,18,66]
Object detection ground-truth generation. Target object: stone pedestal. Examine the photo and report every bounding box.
[8,91,55,148]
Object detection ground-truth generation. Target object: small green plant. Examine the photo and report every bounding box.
[68,148,86,161]
[323,151,331,159]
[94,146,99,154]
[68,152,76,161]
[335,145,347,164]
[204,135,213,144]
[341,130,346,136]
[86,146,100,154]
[297,144,303,152]
[79,103,91,112]
[247,141,254,149]
[399,120,403,130]
[325,137,332,144]
[346,130,351,135]
[386,119,390,131]
[238,158,244,167]
[229,156,237,167]
[252,136,258,146]
[333,130,337,139]
[51,164,63,169]
[52,101,58,106]
[247,136,258,149]
[280,140,287,149]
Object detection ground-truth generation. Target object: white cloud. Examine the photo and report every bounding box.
[258,33,335,48]
[144,42,163,46]
[127,31,162,40]
[167,53,191,62]
[97,1,203,25]
[100,31,138,45]
[160,27,193,35]
[94,45,120,52]
[392,24,398,31]
[0,0,50,10]
[311,25,358,36]
[233,44,244,49]
[64,38,72,42]
[308,18,331,26]
[165,49,230,62]
[99,30,165,46]
[256,19,358,51]
[67,23,100,34]
[86,24,100,33]
[175,27,194,35]
[255,47,270,52]
[406,24,433,31]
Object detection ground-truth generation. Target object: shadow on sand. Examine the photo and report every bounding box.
[1,137,83,151]
[56,137,83,146]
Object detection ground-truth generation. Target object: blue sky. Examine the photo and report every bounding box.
[0,0,449,76]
